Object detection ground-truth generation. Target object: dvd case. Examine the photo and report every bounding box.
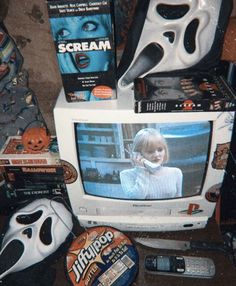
[134,74,236,113]
[47,0,117,102]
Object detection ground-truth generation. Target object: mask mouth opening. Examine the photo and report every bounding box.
[0,240,24,278]
[120,43,164,87]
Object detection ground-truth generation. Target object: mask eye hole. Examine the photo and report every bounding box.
[40,217,52,245]
[156,4,190,20]
[16,210,43,225]
[184,19,199,54]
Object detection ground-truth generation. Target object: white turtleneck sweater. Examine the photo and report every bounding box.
[120,166,183,199]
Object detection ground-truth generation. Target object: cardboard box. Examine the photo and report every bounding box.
[47,0,117,102]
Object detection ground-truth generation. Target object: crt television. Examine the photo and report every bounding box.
[54,89,235,232]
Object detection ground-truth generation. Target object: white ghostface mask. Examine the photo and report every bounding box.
[0,198,73,280]
[118,0,223,89]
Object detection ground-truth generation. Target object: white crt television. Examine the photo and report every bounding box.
[54,89,235,232]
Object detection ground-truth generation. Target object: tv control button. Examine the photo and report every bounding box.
[79,207,87,213]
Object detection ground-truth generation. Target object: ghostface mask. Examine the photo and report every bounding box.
[117,0,232,89]
[0,198,73,280]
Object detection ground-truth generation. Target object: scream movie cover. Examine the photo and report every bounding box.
[47,0,117,102]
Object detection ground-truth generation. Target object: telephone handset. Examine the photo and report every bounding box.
[143,159,161,173]
[132,152,161,173]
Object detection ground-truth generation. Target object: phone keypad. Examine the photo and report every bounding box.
[145,255,215,278]
[184,257,215,277]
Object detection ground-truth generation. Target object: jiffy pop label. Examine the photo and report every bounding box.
[66,226,138,286]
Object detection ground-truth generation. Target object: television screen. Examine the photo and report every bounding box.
[75,122,211,200]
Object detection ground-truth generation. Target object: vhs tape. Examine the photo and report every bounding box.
[134,74,236,113]
[47,0,117,102]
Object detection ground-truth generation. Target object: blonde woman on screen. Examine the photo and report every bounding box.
[120,128,183,199]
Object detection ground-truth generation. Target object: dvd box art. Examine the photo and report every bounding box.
[134,74,236,113]
[47,0,117,102]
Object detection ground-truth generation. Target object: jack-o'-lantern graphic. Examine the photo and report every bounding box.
[22,127,50,153]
